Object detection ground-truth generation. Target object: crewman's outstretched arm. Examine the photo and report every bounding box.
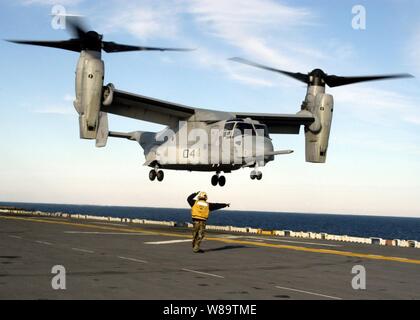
[209,203,230,212]
[187,192,199,207]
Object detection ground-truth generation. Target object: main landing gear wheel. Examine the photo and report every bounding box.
[149,169,164,182]
[211,175,218,186]
[211,173,226,187]
[156,170,164,182]
[218,175,226,187]
[250,170,262,181]
[149,170,156,181]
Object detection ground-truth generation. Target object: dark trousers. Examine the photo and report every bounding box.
[192,219,206,251]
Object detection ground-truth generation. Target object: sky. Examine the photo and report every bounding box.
[0,0,419,217]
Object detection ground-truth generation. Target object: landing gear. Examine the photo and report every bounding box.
[149,170,156,181]
[219,175,226,187]
[149,168,164,182]
[156,170,164,182]
[250,170,262,181]
[211,172,226,187]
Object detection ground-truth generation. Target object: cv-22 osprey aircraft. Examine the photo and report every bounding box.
[9,19,414,187]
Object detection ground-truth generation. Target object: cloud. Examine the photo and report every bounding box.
[186,47,274,87]
[97,0,323,86]
[100,0,181,40]
[333,85,420,126]
[19,0,84,6]
[184,0,357,87]
[403,115,420,126]
[34,106,73,115]
[407,26,420,74]
[186,0,316,71]
[32,94,74,115]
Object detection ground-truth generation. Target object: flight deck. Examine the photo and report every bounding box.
[1,212,419,300]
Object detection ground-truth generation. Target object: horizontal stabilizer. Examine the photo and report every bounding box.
[243,150,293,159]
[108,131,136,140]
[109,131,153,145]
[266,150,294,156]
[242,150,294,167]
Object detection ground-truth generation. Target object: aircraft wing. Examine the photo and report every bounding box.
[231,112,315,134]
[101,88,196,127]
[101,86,315,133]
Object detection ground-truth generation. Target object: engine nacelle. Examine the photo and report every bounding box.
[74,52,104,139]
[305,93,334,163]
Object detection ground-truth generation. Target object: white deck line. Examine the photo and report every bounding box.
[71,248,94,253]
[145,239,192,245]
[118,256,148,264]
[182,268,225,279]
[275,286,342,300]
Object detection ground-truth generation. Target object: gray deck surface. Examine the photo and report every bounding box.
[1,213,419,300]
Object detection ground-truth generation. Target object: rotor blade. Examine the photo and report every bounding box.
[6,39,81,52]
[229,57,309,84]
[325,74,414,88]
[102,41,194,53]
[65,16,88,39]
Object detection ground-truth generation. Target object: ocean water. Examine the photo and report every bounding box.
[1,202,420,241]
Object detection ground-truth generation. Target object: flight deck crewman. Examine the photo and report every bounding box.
[187,191,230,253]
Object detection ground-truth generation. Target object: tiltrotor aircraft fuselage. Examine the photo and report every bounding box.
[8,18,413,186]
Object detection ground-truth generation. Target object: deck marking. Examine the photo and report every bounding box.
[88,222,127,227]
[182,268,224,279]
[35,240,52,246]
[245,236,341,247]
[9,235,23,239]
[64,231,150,236]
[71,248,94,253]
[215,235,243,239]
[2,215,420,266]
[118,256,148,264]
[145,239,192,245]
[275,286,342,300]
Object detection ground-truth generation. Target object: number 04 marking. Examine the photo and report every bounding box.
[183,149,200,158]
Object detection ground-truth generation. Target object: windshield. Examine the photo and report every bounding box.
[224,122,235,131]
[224,121,266,137]
[234,123,255,136]
[254,124,269,137]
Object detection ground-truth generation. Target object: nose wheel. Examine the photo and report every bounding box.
[149,169,164,182]
[211,172,226,187]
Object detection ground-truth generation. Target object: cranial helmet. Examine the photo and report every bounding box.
[198,191,208,201]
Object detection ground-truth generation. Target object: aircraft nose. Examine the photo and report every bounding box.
[263,138,274,161]
[264,138,274,154]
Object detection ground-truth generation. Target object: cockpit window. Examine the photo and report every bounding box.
[254,124,269,137]
[224,122,235,131]
[234,123,255,136]
[224,121,267,137]
[223,121,235,137]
